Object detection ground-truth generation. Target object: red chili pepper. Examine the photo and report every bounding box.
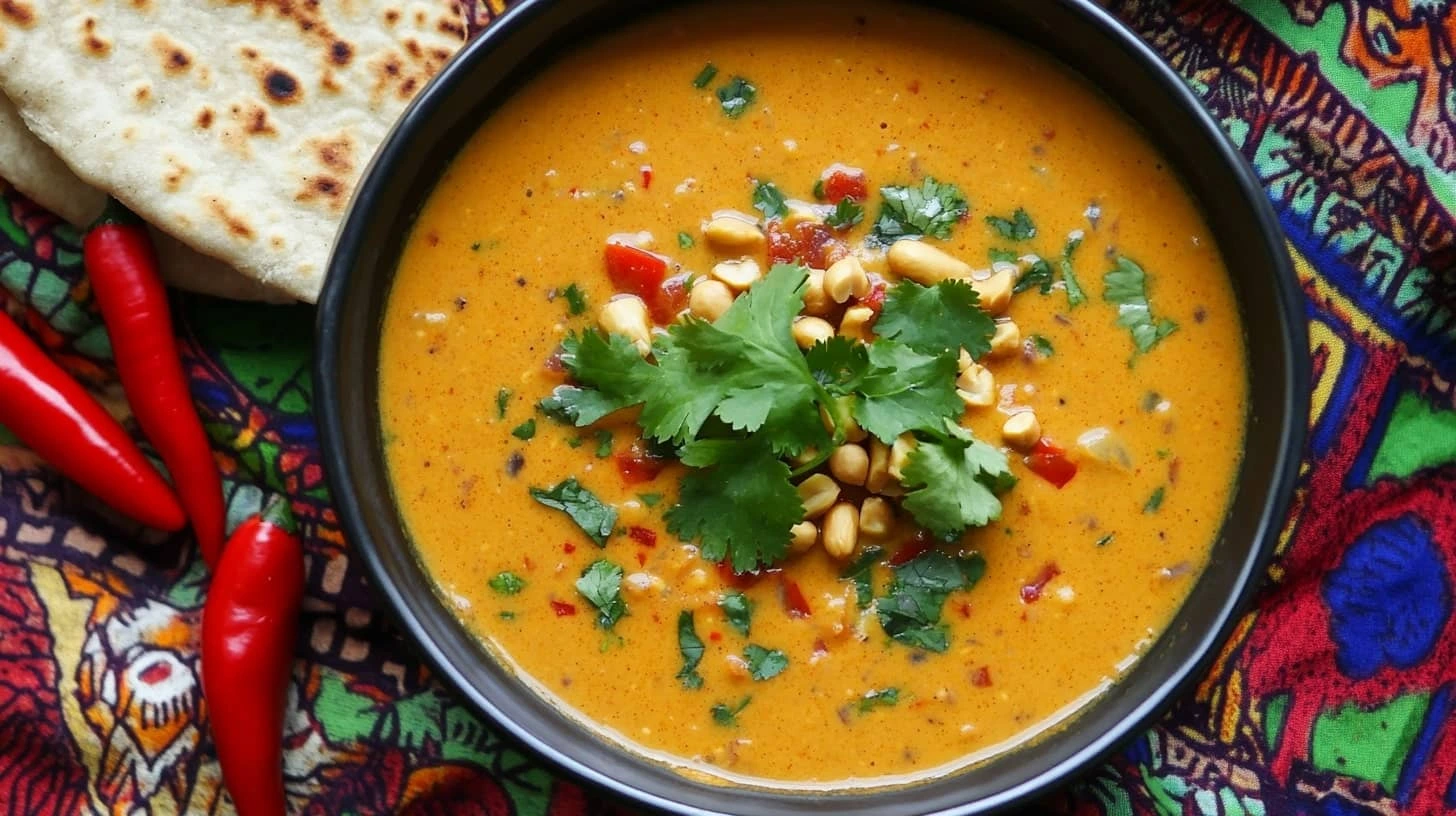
[640,165,653,190]
[615,442,667,484]
[628,526,658,547]
[0,311,185,530]
[781,577,812,618]
[971,666,993,687]
[819,165,868,203]
[85,200,225,564]
[1020,561,1062,604]
[604,243,679,323]
[1025,437,1078,489]
[201,495,304,816]
[550,600,578,617]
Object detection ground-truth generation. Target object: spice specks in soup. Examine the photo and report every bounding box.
[380,0,1246,786]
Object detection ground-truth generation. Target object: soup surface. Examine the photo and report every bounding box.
[380,1,1247,788]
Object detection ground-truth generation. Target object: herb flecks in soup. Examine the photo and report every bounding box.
[380,1,1246,788]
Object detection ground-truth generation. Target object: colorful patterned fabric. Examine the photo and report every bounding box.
[1,1,1454,813]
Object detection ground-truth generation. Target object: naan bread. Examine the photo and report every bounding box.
[0,93,294,302]
[0,1,469,302]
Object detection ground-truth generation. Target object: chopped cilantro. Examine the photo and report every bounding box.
[538,384,627,427]
[719,591,753,636]
[876,550,986,652]
[638,492,663,508]
[1104,256,1178,357]
[692,62,719,89]
[576,560,626,629]
[743,645,788,680]
[811,178,827,200]
[529,478,616,547]
[1013,257,1055,295]
[712,696,751,726]
[678,231,695,249]
[988,248,1019,264]
[841,546,884,608]
[876,279,994,358]
[676,610,706,689]
[898,421,1014,540]
[488,571,526,596]
[565,435,584,448]
[856,687,900,713]
[499,610,517,620]
[1029,335,1054,358]
[716,76,757,118]
[1144,486,1166,513]
[985,208,1036,240]
[495,388,512,419]
[668,440,801,573]
[562,283,588,316]
[824,198,864,230]
[1156,449,1172,460]
[1061,233,1086,307]
[593,429,614,458]
[869,177,969,245]
[752,180,789,219]
[1095,533,1115,547]
[511,419,537,440]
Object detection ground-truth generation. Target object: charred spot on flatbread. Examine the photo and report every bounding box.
[162,156,190,192]
[206,197,256,241]
[0,0,34,27]
[263,68,301,104]
[196,107,214,129]
[295,174,349,213]
[329,40,353,66]
[82,18,112,57]
[151,34,194,74]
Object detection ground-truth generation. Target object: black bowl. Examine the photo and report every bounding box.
[316,1,1308,813]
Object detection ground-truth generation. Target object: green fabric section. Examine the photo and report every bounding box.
[1243,2,1456,213]
[1310,693,1430,793]
[180,296,315,414]
[1369,391,1456,482]
[1264,693,1289,751]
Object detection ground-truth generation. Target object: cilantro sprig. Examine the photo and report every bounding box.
[875,550,986,652]
[1104,256,1178,358]
[869,177,969,245]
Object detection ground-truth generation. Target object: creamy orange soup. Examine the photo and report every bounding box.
[379,1,1246,789]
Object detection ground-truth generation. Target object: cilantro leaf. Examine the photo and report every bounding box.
[1013,257,1054,295]
[638,492,663,507]
[488,571,526,596]
[712,696,751,726]
[576,560,626,629]
[1144,486,1166,513]
[1104,256,1178,356]
[985,208,1036,240]
[876,279,994,358]
[537,385,624,427]
[717,76,757,118]
[869,177,969,245]
[510,419,537,440]
[841,546,884,608]
[875,550,986,651]
[1061,233,1086,307]
[667,440,801,572]
[692,62,718,89]
[743,644,788,680]
[856,688,900,713]
[495,388,512,419]
[988,248,1018,264]
[853,342,961,443]
[544,331,657,426]
[1029,335,1054,358]
[825,198,864,231]
[678,231,695,249]
[562,283,588,315]
[752,180,789,219]
[719,591,753,637]
[593,429,613,458]
[899,421,1014,540]
[806,337,871,393]
[529,478,617,547]
[676,611,705,690]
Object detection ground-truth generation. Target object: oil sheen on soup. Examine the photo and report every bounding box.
[379,1,1247,788]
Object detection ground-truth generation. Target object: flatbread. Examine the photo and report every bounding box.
[0,1,469,302]
[0,93,294,302]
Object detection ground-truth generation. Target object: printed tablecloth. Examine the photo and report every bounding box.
[2,1,1455,813]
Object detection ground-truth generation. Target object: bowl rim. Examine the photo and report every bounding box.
[316,1,1309,812]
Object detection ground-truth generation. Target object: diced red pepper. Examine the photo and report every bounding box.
[859,281,888,313]
[562,541,576,554]
[1025,437,1078,488]
[781,578,812,618]
[709,631,722,642]
[820,165,868,203]
[1019,562,1061,604]
[604,242,679,323]
[657,274,691,322]
[550,600,578,617]
[615,442,667,484]
[766,219,848,269]
[640,165,653,190]
[628,526,658,547]
[971,666,993,687]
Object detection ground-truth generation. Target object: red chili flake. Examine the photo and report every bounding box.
[781,578,812,618]
[957,601,972,619]
[550,600,578,617]
[562,541,576,554]
[1025,436,1078,489]
[657,274,691,322]
[1042,128,1056,140]
[906,79,921,94]
[636,551,647,566]
[971,666,993,687]
[812,638,829,657]
[709,631,722,642]
[859,281,888,313]
[543,346,566,372]
[1020,562,1062,604]
[889,531,934,566]
[615,442,667,484]
[1168,456,1182,485]
[640,165,653,190]
[628,526,658,547]
[522,556,535,571]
